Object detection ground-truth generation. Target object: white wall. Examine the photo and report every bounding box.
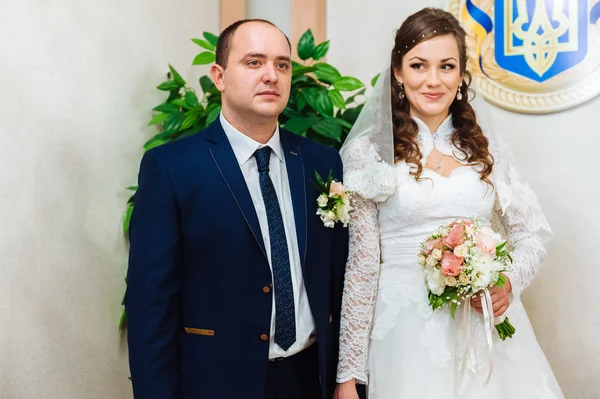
[328,1,600,398]
[0,0,218,397]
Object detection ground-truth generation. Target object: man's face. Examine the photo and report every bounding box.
[212,22,292,124]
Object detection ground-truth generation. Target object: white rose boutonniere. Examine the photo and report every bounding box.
[313,169,353,228]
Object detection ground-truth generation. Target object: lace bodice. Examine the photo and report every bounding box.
[336,116,552,385]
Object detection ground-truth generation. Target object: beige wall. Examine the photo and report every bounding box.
[328,0,600,398]
[0,0,218,397]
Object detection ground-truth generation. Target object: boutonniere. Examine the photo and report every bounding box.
[312,170,353,228]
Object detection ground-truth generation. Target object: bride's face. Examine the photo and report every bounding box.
[394,34,463,124]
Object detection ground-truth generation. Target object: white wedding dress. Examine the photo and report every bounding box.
[337,116,565,398]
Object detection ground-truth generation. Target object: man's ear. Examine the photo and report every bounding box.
[210,64,225,92]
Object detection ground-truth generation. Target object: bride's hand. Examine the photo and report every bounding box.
[334,379,359,399]
[470,274,512,318]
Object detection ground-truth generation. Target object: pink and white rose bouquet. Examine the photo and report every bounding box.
[418,218,516,340]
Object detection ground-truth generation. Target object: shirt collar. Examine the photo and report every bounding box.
[219,112,284,166]
[412,113,455,158]
[412,113,454,138]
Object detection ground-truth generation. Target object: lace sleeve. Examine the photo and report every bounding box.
[336,194,380,385]
[490,133,553,299]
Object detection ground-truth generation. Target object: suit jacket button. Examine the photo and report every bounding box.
[263,286,271,294]
[260,334,269,341]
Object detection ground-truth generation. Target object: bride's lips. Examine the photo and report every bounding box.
[423,92,444,100]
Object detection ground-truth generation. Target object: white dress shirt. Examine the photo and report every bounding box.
[220,113,316,358]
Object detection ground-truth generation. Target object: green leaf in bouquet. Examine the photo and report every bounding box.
[168,64,186,85]
[313,40,330,60]
[495,273,507,289]
[193,51,216,65]
[203,32,219,47]
[191,38,216,51]
[297,29,316,60]
[450,301,458,319]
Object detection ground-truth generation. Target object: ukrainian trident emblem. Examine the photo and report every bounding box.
[448,0,600,113]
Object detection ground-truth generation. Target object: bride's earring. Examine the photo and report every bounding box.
[456,82,463,101]
[399,82,405,100]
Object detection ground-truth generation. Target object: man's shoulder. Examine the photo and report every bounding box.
[281,128,341,162]
[145,124,216,161]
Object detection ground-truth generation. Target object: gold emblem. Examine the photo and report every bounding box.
[448,0,600,113]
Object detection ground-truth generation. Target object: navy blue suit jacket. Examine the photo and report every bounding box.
[125,120,349,399]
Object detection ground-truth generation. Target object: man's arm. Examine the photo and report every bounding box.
[125,149,182,399]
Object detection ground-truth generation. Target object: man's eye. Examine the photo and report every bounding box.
[248,60,260,66]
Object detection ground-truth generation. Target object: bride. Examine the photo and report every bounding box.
[333,7,565,399]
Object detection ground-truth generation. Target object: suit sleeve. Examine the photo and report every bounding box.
[331,151,350,358]
[125,149,182,399]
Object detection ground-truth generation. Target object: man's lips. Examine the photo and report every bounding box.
[257,91,279,97]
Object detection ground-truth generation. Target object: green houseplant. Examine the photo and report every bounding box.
[119,30,372,330]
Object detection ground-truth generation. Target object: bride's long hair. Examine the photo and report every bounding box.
[390,8,494,185]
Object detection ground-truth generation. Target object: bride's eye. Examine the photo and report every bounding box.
[441,64,456,70]
[410,63,425,70]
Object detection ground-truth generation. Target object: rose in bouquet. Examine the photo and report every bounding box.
[418,218,516,340]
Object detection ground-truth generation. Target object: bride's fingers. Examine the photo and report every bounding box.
[494,303,509,317]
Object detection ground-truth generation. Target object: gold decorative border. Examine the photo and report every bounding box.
[448,0,600,113]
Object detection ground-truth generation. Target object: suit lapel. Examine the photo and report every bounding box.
[281,130,307,268]
[206,122,267,259]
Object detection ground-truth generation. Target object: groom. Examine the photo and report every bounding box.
[125,19,348,399]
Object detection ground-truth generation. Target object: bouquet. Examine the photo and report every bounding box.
[418,218,516,340]
[313,170,353,228]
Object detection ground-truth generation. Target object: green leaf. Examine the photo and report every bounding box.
[162,111,186,135]
[126,186,138,191]
[450,302,458,319]
[191,38,216,51]
[118,309,127,331]
[313,63,341,84]
[333,76,365,91]
[170,98,186,108]
[345,88,366,105]
[297,29,316,60]
[193,52,216,65]
[341,104,364,124]
[331,117,353,128]
[328,89,346,110]
[182,112,200,130]
[156,80,181,91]
[297,91,306,111]
[302,87,333,117]
[312,118,343,141]
[123,204,134,233]
[205,105,221,126]
[200,76,215,93]
[144,136,168,151]
[153,103,180,113]
[283,115,321,134]
[168,64,186,85]
[203,32,219,47]
[371,73,381,87]
[185,91,199,108]
[313,40,330,60]
[292,65,317,76]
[148,113,169,126]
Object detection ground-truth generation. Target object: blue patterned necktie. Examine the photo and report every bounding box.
[254,146,296,351]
